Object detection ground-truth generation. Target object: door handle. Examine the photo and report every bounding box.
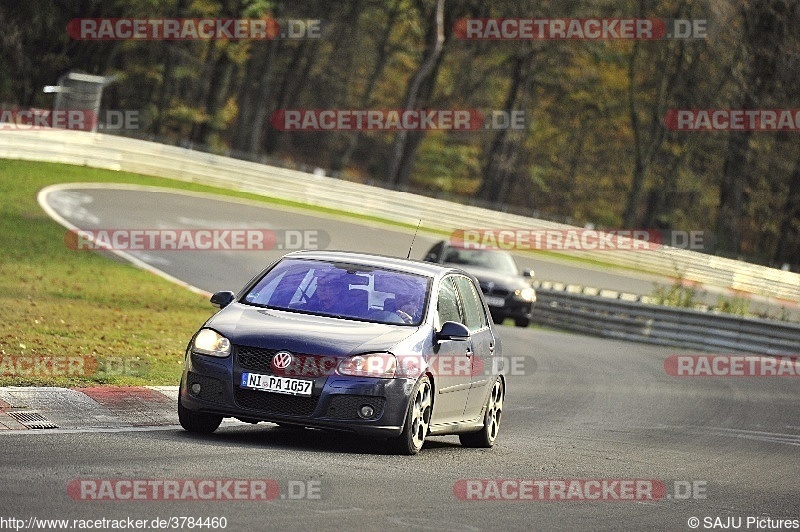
[465,348,474,357]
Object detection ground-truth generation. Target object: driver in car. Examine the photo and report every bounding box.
[311,271,366,317]
[393,291,423,324]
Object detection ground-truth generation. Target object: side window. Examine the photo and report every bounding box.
[453,275,488,331]
[436,277,462,329]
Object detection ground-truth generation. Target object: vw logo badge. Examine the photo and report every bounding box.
[272,351,293,370]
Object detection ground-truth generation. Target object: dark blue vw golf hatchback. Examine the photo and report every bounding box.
[178,250,505,454]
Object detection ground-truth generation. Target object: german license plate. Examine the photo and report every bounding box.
[484,296,506,307]
[241,372,313,396]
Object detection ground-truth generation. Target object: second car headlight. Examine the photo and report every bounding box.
[515,287,536,302]
[193,329,231,357]
[337,353,397,378]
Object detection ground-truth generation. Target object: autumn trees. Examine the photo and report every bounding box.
[0,0,797,269]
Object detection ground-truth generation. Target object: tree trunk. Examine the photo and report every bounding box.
[198,47,233,146]
[386,0,445,187]
[390,50,447,187]
[622,0,678,227]
[150,0,188,136]
[243,40,283,155]
[716,129,752,256]
[716,1,784,256]
[263,38,321,154]
[773,157,800,267]
[231,41,273,154]
[477,51,533,203]
[330,0,402,174]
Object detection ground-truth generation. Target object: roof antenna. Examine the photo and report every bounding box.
[406,220,422,259]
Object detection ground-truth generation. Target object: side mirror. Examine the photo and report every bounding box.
[210,291,235,309]
[437,321,470,342]
[522,268,534,278]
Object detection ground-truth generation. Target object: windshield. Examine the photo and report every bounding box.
[242,258,430,325]
[442,247,519,275]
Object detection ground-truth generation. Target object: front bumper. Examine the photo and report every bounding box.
[489,298,533,320]
[180,350,415,438]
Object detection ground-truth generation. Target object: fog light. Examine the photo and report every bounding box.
[190,383,201,395]
[358,405,375,419]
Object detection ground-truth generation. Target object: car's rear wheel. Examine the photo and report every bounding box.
[388,375,432,455]
[514,317,530,328]
[459,377,503,448]
[178,395,222,434]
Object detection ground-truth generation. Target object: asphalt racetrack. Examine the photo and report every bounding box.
[0,185,796,531]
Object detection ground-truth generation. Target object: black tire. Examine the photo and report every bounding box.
[178,395,222,434]
[388,375,433,455]
[460,377,503,448]
[514,317,530,328]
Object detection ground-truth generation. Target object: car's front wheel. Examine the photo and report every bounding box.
[459,377,503,448]
[388,375,432,455]
[178,395,222,434]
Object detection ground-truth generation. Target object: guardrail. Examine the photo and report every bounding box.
[1,128,798,304]
[531,284,800,355]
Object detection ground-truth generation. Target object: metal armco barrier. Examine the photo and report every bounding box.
[532,286,800,355]
[1,129,798,304]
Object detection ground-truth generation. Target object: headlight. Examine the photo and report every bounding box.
[515,287,536,302]
[192,329,231,357]
[337,353,397,378]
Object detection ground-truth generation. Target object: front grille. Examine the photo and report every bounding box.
[187,371,225,404]
[326,395,386,420]
[479,283,510,297]
[234,388,319,416]
[235,345,335,377]
[237,345,278,373]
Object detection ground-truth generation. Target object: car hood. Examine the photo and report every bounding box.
[205,303,419,357]
[443,263,529,288]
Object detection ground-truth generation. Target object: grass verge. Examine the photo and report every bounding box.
[0,160,238,386]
